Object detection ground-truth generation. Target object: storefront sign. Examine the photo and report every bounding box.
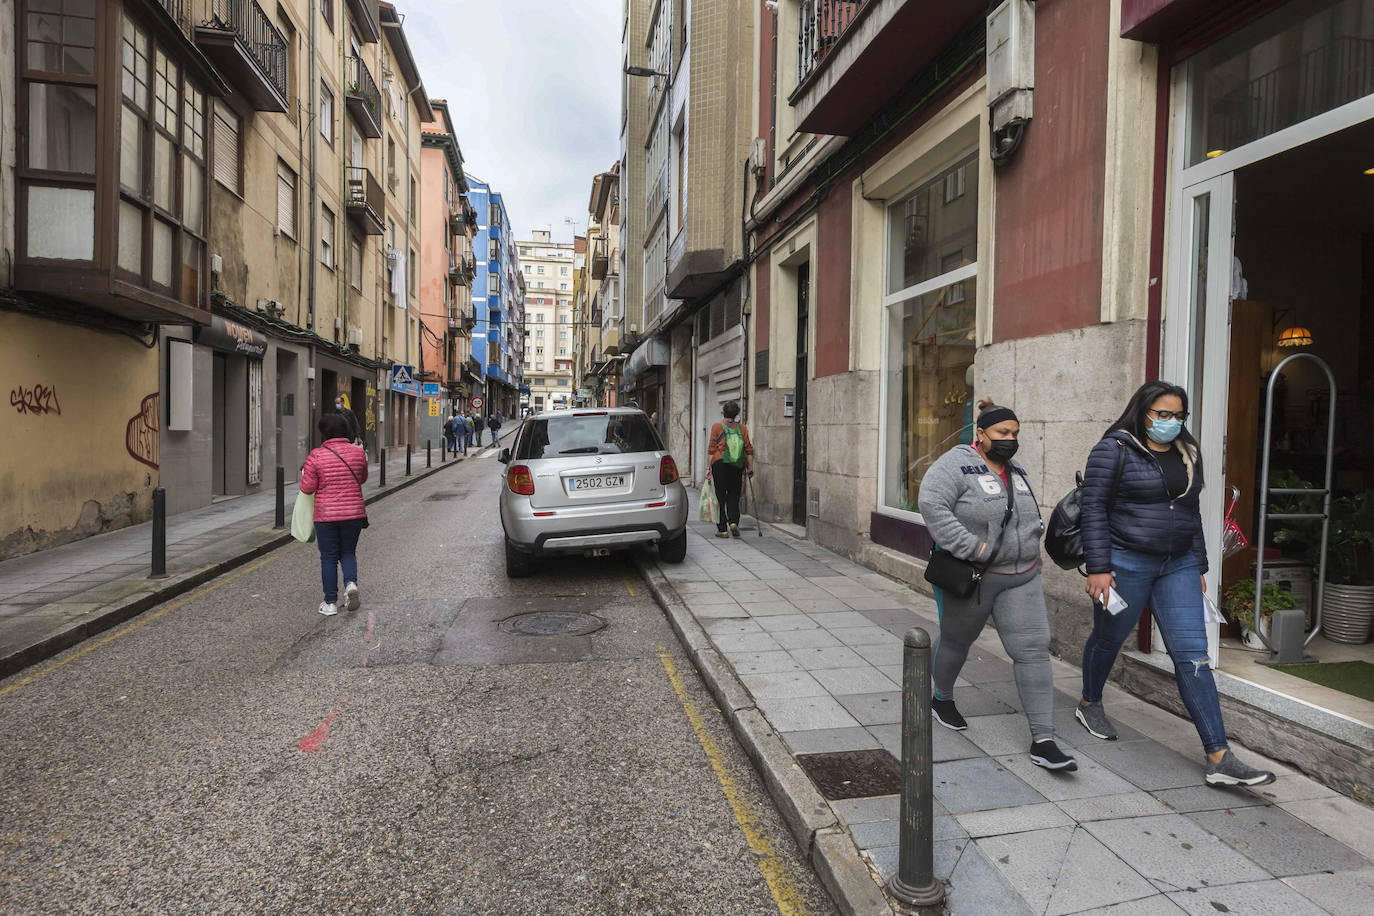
[421,382,441,397]
[195,316,266,359]
[428,399,440,417]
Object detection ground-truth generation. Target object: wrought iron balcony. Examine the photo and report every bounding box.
[346,167,385,235]
[195,0,289,112]
[796,0,870,89]
[346,54,382,139]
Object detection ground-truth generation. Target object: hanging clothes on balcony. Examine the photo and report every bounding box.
[389,248,406,311]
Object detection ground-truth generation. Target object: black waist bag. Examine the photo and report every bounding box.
[1045,440,1123,570]
[923,477,1015,599]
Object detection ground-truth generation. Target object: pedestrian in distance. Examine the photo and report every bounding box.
[452,412,468,455]
[443,415,457,454]
[488,413,501,444]
[300,414,369,617]
[1078,380,1274,787]
[917,400,1077,772]
[706,400,754,539]
[472,411,484,446]
[335,393,363,446]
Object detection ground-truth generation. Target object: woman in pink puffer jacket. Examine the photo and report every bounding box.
[300,414,369,616]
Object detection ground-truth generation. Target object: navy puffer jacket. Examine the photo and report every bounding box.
[1080,431,1207,575]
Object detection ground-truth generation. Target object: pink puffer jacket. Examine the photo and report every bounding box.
[300,439,369,522]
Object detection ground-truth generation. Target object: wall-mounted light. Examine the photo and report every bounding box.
[1277,326,1314,347]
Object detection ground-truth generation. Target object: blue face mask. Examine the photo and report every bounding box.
[1147,417,1182,444]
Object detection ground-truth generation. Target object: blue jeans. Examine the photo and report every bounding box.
[1081,548,1228,753]
[446,434,457,452]
[315,519,364,604]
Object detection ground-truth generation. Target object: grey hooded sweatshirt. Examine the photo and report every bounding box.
[916,444,1044,574]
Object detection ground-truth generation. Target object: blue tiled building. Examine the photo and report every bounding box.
[465,177,524,419]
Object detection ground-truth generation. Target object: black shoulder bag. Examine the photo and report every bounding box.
[1044,440,1125,571]
[322,444,370,528]
[923,473,1016,600]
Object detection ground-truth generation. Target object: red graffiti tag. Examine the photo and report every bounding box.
[126,393,160,470]
[9,384,61,416]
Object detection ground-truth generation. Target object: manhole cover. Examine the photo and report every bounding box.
[796,749,902,800]
[498,611,606,637]
[425,492,462,501]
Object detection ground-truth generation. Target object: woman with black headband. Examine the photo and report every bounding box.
[917,400,1076,771]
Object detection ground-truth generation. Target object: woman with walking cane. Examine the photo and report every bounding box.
[707,401,754,538]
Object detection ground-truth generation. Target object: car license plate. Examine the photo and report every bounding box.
[570,474,626,491]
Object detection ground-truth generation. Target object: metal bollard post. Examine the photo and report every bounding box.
[405,445,412,476]
[888,627,944,908]
[273,466,285,529]
[380,448,387,487]
[427,439,432,468]
[149,486,168,580]
[441,439,447,463]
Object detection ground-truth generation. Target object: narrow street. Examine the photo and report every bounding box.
[0,450,835,915]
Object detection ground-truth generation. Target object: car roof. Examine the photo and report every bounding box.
[525,407,646,421]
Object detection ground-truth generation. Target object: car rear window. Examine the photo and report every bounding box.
[515,413,663,459]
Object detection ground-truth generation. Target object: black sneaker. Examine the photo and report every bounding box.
[1030,739,1078,772]
[931,696,968,731]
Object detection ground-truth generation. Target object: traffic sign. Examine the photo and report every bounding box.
[421,382,441,397]
[471,395,485,409]
[391,365,415,386]
[428,399,440,417]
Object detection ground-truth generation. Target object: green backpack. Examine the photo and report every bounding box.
[722,422,746,467]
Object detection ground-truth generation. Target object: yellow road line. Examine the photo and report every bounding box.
[658,652,809,916]
[625,578,638,597]
[0,553,284,699]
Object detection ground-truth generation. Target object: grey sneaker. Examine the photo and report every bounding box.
[1205,750,1275,787]
[1075,702,1118,740]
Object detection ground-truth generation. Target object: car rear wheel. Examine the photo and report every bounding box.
[505,538,536,578]
[658,530,687,563]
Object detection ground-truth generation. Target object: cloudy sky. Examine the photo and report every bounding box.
[400,1,621,245]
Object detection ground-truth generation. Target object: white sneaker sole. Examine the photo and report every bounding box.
[931,709,968,731]
[318,606,338,617]
[1075,707,1118,741]
[1205,771,1275,787]
[345,586,360,612]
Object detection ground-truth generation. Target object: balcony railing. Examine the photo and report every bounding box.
[797,0,870,89]
[346,166,385,235]
[159,0,187,26]
[346,54,382,138]
[196,0,289,111]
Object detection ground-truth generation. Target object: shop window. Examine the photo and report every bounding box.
[881,152,979,516]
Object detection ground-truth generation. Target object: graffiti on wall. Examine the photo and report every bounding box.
[365,382,377,431]
[127,393,159,470]
[10,384,62,415]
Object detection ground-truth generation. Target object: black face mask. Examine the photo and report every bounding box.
[982,437,1018,463]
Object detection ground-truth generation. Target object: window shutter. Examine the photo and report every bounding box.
[212,104,239,191]
[277,164,295,237]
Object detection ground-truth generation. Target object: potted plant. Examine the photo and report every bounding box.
[1222,579,1297,650]
[1319,490,1374,643]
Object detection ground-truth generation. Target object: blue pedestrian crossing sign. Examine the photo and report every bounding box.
[391,365,415,387]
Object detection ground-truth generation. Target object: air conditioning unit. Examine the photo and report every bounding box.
[257,298,282,315]
[348,328,363,346]
[750,137,768,175]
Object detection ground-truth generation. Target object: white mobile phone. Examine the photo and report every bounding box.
[1105,587,1129,615]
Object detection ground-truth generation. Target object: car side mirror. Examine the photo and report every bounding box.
[499,448,511,464]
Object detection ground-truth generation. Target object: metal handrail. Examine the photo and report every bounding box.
[1254,353,1338,650]
[346,166,383,220]
[205,0,288,100]
[797,0,869,89]
[346,54,380,119]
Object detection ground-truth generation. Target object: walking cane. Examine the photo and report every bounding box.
[746,471,764,538]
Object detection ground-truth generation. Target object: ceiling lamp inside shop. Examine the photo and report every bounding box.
[1277,326,1315,347]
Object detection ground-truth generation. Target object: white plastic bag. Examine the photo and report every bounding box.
[699,481,719,524]
[291,491,316,543]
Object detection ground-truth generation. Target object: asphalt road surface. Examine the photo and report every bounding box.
[0,445,836,915]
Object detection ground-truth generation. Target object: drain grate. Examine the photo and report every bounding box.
[796,749,902,800]
[498,611,606,637]
[425,492,462,501]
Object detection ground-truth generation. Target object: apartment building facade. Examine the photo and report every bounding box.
[580,165,622,407]
[418,98,477,440]
[518,230,576,412]
[466,177,524,420]
[1,0,435,556]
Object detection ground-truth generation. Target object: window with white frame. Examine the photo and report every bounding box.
[881,151,979,516]
[277,161,296,238]
[320,80,333,144]
[321,204,335,269]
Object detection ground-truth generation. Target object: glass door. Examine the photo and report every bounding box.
[1164,173,1235,662]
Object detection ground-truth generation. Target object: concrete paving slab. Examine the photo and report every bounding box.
[830,795,898,826]
[943,684,1017,717]
[1076,739,1202,791]
[688,603,751,619]
[1069,896,1185,914]
[829,626,898,648]
[835,691,902,727]
[995,752,1139,802]
[1166,879,1328,915]
[1082,813,1271,893]
[780,727,880,756]
[963,712,1034,756]
[738,670,828,699]
[742,601,803,617]
[1055,792,1172,823]
[1151,784,1269,813]
[941,837,1038,916]
[1188,805,1374,877]
[700,618,763,636]
[729,650,805,675]
[933,757,1048,814]
[1251,774,1339,805]
[1279,796,1374,861]
[810,665,899,697]
[753,614,819,632]
[838,596,910,611]
[1053,706,1153,746]
[770,628,843,650]
[754,694,861,732]
[713,632,782,654]
[786,646,867,670]
[977,825,1157,915]
[1283,865,1374,914]
[956,802,1075,838]
[805,611,875,630]
[851,642,903,668]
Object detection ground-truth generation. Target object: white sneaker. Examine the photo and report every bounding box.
[318,601,338,616]
[344,582,360,611]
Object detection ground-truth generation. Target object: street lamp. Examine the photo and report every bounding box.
[624,65,670,78]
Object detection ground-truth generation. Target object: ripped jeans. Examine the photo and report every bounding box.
[1081,548,1228,754]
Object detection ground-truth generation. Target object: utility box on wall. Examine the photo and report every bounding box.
[987,0,1035,131]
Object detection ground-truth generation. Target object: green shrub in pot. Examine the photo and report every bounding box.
[1222,579,1297,638]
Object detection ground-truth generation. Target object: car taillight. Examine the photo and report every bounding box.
[660,455,679,485]
[507,465,535,496]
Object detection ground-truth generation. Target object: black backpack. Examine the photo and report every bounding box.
[1045,440,1124,571]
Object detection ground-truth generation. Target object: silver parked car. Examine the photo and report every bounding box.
[498,407,688,577]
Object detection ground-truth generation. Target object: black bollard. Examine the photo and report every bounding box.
[405,445,412,476]
[149,486,168,580]
[273,466,285,529]
[888,627,944,908]
[380,447,387,487]
[441,439,447,463]
[427,439,432,468]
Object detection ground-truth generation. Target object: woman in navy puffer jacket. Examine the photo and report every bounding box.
[1075,381,1273,788]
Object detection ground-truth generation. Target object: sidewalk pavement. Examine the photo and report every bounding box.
[637,497,1374,915]
[0,432,508,678]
